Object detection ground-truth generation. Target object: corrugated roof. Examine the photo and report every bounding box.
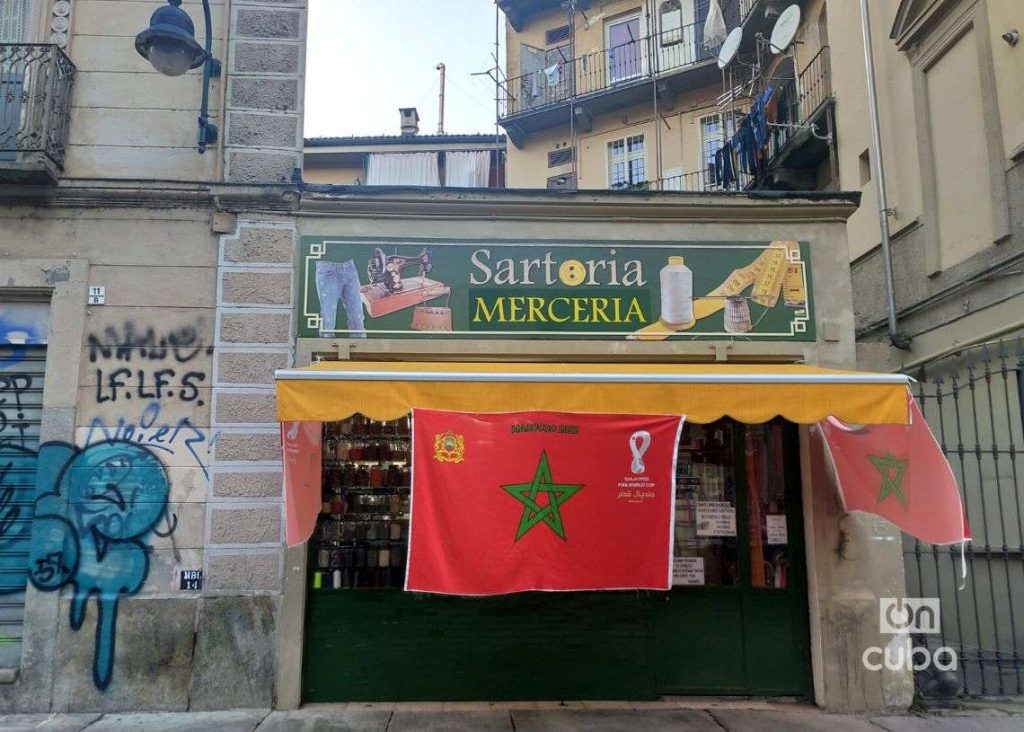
[305,133,506,148]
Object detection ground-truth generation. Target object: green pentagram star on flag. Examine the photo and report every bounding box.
[502,450,583,541]
[868,452,909,509]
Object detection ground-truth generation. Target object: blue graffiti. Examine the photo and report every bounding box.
[0,440,171,690]
[0,314,45,369]
[82,402,214,478]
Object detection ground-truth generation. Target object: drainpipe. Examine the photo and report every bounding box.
[858,0,911,350]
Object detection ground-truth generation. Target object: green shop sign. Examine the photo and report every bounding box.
[298,237,815,341]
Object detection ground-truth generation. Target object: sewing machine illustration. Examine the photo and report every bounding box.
[360,247,451,318]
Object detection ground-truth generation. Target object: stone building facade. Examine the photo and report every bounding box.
[0,0,307,711]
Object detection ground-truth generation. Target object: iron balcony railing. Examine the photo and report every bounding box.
[1,44,76,171]
[798,45,832,122]
[766,45,833,162]
[613,169,752,193]
[501,20,721,119]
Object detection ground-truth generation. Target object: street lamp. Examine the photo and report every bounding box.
[135,0,221,153]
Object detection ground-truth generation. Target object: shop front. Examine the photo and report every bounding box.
[272,190,915,712]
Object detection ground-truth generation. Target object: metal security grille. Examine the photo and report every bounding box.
[0,343,45,669]
[547,147,573,168]
[905,336,1024,698]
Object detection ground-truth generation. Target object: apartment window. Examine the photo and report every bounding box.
[608,134,646,188]
[607,15,642,83]
[660,0,683,46]
[547,147,574,168]
[817,4,829,49]
[700,113,736,186]
[0,0,31,42]
[546,24,571,45]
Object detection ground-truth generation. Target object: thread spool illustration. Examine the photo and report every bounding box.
[660,256,694,327]
[724,296,753,333]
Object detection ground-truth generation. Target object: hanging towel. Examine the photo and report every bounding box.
[703,0,728,49]
[543,64,560,87]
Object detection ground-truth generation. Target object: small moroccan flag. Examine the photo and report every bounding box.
[820,395,970,546]
[406,409,683,595]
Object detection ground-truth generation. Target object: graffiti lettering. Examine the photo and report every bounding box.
[86,321,212,364]
[0,373,36,449]
[88,321,212,407]
[93,368,207,406]
[82,402,214,478]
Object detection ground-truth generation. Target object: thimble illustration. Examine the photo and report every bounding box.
[724,296,752,333]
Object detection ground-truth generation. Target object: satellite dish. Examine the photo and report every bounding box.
[770,4,801,55]
[717,27,743,69]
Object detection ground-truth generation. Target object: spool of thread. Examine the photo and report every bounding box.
[333,569,342,589]
[724,296,752,333]
[312,571,323,590]
[660,256,694,326]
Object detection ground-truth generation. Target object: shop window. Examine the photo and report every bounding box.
[608,134,646,189]
[674,420,740,587]
[315,415,411,589]
[744,424,792,589]
[660,0,683,46]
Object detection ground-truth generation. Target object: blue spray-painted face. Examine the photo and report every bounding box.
[13,440,174,690]
[64,443,169,545]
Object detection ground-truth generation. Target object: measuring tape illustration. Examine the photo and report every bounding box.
[632,241,807,341]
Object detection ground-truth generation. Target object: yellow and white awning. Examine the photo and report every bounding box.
[275,362,911,425]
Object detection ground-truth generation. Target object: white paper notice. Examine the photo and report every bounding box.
[696,501,736,537]
[673,556,705,586]
[766,514,788,545]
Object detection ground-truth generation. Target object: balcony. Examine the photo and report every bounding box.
[646,169,752,192]
[762,45,835,187]
[499,14,735,143]
[1,44,76,184]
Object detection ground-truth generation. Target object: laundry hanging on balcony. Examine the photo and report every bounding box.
[703,0,728,49]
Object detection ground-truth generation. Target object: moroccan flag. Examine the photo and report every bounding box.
[820,396,970,546]
[406,409,683,595]
[282,421,323,546]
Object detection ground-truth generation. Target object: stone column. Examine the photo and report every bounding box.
[225,0,307,183]
[207,220,297,601]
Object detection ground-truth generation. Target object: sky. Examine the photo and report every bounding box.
[304,1,504,138]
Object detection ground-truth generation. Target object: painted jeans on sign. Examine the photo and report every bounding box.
[315,259,366,338]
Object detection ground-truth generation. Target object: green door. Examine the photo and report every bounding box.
[652,421,812,695]
[302,418,811,702]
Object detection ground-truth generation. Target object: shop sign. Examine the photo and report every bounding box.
[766,514,788,545]
[299,237,815,340]
[673,556,705,586]
[696,501,737,537]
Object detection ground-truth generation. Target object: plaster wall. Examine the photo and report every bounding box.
[0,205,289,712]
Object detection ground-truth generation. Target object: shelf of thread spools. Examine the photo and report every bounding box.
[312,414,413,590]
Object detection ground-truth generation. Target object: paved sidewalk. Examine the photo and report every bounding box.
[1,702,1022,731]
